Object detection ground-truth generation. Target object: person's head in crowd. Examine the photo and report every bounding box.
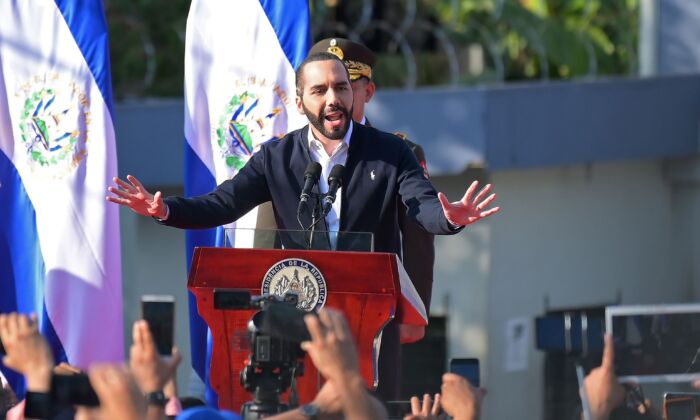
[295,52,354,142]
[309,37,376,123]
[177,406,241,420]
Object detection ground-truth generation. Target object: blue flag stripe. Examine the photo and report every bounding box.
[184,140,220,406]
[53,0,114,114]
[258,0,311,69]
[0,151,68,397]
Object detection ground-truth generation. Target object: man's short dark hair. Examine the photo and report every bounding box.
[295,52,350,97]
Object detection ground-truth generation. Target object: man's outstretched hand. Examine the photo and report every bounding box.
[106,175,167,219]
[438,181,500,227]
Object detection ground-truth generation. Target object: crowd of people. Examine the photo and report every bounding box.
[5,302,698,420]
[0,308,484,420]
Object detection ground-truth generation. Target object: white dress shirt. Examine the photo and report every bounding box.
[306,121,354,247]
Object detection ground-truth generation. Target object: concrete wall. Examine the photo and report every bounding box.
[658,0,700,75]
[482,159,691,419]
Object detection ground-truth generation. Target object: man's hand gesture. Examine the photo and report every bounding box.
[438,181,500,227]
[107,175,167,219]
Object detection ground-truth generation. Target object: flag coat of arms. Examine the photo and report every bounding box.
[183,0,310,405]
[0,0,123,393]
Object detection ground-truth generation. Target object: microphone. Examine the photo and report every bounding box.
[322,164,345,216]
[297,162,322,216]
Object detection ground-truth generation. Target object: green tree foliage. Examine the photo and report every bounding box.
[106,0,189,98]
[430,0,638,82]
[106,0,639,97]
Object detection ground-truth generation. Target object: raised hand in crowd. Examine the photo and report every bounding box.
[107,175,167,219]
[53,362,82,376]
[129,320,181,420]
[583,334,625,420]
[310,381,344,420]
[162,354,184,417]
[264,380,344,420]
[129,320,181,394]
[440,373,484,420]
[0,313,53,393]
[437,181,500,227]
[404,393,441,420]
[86,364,147,420]
[300,308,387,420]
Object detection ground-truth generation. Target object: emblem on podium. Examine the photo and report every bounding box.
[261,258,327,312]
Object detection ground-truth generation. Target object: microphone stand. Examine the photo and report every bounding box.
[306,194,323,250]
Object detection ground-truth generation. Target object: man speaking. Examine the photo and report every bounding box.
[107,52,499,399]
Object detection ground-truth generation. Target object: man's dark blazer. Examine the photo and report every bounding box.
[161,122,459,400]
[162,122,460,252]
[365,118,436,312]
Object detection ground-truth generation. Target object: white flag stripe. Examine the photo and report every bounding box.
[0,0,122,366]
[184,0,306,184]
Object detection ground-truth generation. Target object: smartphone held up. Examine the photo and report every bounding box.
[141,295,175,356]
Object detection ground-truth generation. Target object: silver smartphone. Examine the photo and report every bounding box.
[606,304,700,383]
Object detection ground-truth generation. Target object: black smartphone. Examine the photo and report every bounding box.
[51,373,99,407]
[450,358,480,387]
[664,392,700,420]
[141,295,175,356]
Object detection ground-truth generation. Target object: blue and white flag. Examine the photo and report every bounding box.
[184,0,310,405]
[0,0,123,394]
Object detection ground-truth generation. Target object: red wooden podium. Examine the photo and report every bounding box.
[187,247,403,411]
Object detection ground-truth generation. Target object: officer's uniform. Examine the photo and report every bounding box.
[310,38,437,400]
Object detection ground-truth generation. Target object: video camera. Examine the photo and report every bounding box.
[213,289,313,420]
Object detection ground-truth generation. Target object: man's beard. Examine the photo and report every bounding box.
[303,102,352,140]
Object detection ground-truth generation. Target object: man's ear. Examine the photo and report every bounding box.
[295,94,305,115]
[365,81,376,103]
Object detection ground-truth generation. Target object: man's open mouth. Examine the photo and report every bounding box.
[324,111,344,128]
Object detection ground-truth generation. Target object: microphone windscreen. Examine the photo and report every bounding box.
[328,164,345,184]
[304,162,322,180]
